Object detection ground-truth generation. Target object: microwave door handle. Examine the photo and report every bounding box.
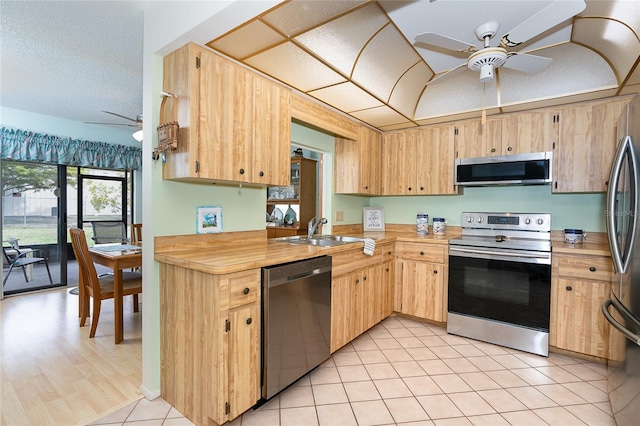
[602,296,640,346]
[607,136,633,273]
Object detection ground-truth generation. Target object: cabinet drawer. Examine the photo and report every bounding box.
[398,242,446,263]
[556,255,613,282]
[228,270,260,308]
[380,243,395,263]
[332,247,381,278]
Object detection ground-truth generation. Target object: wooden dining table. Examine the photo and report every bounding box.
[88,244,142,344]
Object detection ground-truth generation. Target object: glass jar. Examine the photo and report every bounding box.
[433,218,446,235]
[417,213,429,236]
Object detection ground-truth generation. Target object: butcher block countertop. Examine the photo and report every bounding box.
[154,228,459,275]
[154,228,611,275]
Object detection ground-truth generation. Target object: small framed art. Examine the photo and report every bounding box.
[363,207,385,231]
[196,206,223,234]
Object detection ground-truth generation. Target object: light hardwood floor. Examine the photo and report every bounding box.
[1,287,143,426]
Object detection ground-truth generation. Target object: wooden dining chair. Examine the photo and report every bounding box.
[69,227,142,338]
[131,223,142,245]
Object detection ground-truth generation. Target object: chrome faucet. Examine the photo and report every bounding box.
[308,216,327,238]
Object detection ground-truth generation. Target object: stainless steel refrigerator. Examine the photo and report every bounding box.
[604,94,640,426]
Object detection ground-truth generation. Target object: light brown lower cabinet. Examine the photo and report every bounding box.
[330,245,394,352]
[550,253,624,361]
[396,242,448,323]
[160,265,260,425]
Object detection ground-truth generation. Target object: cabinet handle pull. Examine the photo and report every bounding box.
[566,286,572,291]
[243,287,250,295]
[239,168,245,175]
[246,318,252,325]
[589,266,596,272]
[420,251,424,256]
[259,171,264,177]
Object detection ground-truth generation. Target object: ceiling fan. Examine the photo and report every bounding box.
[86,111,144,141]
[415,0,586,85]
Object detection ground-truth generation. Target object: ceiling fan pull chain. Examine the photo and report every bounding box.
[481,83,487,126]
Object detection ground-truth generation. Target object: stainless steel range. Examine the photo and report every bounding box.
[448,212,552,356]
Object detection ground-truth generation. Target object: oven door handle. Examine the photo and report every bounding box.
[450,246,550,260]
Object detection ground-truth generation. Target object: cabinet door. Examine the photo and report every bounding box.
[455,118,502,158]
[363,264,382,331]
[400,260,444,321]
[382,131,416,195]
[228,302,260,420]
[359,126,382,194]
[553,278,612,358]
[331,274,353,352]
[203,58,253,183]
[554,98,628,193]
[252,75,291,186]
[503,110,558,155]
[418,124,457,195]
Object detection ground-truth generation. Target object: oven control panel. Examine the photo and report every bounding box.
[462,212,551,232]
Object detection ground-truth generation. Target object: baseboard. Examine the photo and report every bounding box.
[140,384,161,400]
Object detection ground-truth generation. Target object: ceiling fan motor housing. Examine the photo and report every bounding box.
[467,47,508,82]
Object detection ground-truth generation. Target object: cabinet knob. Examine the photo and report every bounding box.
[259,171,264,177]
[420,251,424,256]
[365,186,368,189]
[239,168,245,175]
[246,318,252,325]
[243,287,250,295]
[507,146,513,152]
[420,186,425,191]
[363,275,367,281]
[433,270,438,274]
[355,279,360,284]
[566,286,572,291]
[589,266,596,272]
[408,187,412,191]
[386,268,390,272]
[491,148,496,153]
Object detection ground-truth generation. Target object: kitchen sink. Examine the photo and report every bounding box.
[274,235,363,247]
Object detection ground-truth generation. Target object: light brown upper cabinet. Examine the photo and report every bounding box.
[162,42,290,186]
[553,97,631,193]
[335,125,382,195]
[382,124,456,195]
[455,111,557,159]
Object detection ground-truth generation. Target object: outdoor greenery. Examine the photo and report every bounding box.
[3,225,96,246]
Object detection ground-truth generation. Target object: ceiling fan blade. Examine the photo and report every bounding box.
[426,63,467,85]
[85,121,140,128]
[101,110,140,123]
[503,52,553,73]
[415,32,477,53]
[500,0,586,47]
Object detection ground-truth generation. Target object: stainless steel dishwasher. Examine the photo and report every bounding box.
[261,255,332,400]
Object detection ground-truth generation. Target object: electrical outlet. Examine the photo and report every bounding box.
[335,210,344,222]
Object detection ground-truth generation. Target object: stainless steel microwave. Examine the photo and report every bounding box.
[454,151,552,186]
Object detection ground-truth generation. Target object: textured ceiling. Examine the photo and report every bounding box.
[1,0,639,136]
[1,0,144,130]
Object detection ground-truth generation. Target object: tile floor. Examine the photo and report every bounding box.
[89,316,615,426]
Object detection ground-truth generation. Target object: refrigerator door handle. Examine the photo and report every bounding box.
[602,293,640,346]
[607,136,638,274]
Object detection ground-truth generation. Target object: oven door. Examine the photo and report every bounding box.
[448,246,551,332]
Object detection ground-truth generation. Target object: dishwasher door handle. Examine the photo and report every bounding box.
[268,265,332,288]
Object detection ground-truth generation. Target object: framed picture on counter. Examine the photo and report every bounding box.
[197,206,223,234]
[363,207,385,231]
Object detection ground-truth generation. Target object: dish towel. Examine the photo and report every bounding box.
[363,238,376,256]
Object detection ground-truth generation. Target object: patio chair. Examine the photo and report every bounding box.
[2,245,53,287]
[90,221,129,245]
[69,227,141,338]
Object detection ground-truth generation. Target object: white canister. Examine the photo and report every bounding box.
[433,218,446,235]
[417,213,429,236]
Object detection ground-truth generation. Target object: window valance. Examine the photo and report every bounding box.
[0,127,142,171]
